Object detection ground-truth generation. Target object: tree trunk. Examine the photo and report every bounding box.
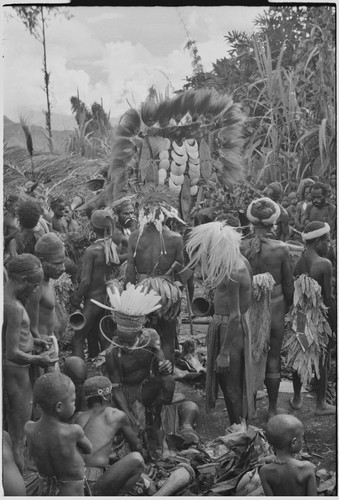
[41,6,53,152]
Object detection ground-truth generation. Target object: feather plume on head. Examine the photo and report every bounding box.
[186,221,242,289]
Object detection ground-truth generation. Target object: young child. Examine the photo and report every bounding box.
[24,372,93,496]
[259,414,317,496]
[71,375,145,496]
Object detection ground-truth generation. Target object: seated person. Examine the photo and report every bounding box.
[105,322,175,446]
[259,414,317,496]
[72,376,145,496]
[24,372,93,496]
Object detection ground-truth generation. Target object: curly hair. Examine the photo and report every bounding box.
[50,196,65,211]
[6,254,42,280]
[33,373,73,414]
[17,201,41,229]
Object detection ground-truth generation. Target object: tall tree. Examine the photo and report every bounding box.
[12,6,72,152]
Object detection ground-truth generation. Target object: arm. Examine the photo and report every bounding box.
[70,248,94,307]
[303,203,312,228]
[321,261,336,331]
[8,239,18,258]
[294,203,302,230]
[328,205,336,238]
[281,246,294,308]
[118,412,143,453]
[305,464,317,496]
[25,287,42,339]
[124,236,137,286]
[280,211,290,242]
[216,278,241,373]
[5,304,55,368]
[73,425,93,455]
[258,467,274,496]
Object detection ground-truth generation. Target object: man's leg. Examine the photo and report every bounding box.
[94,452,144,495]
[4,366,32,474]
[218,326,244,425]
[290,370,303,409]
[314,353,336,416]
[265,298,285,419]
[155,317,177,365]
[71,301,103,359]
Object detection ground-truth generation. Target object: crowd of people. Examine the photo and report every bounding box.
[2,173,336,496]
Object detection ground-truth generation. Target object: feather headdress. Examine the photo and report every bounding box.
[186,221,242,288]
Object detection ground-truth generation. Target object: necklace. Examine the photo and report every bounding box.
[272,458,287,465]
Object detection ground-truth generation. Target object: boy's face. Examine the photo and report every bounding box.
[53,203,66,219]
[292,427,304,453]
[316,233,330,257]
[43,250,66,280]
[64,206,72,221]
[21,268,44,299]
[59,383,76,421]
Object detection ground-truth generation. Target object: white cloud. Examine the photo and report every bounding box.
[87,12,124,24]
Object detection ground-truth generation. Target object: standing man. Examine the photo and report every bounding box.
[289,221,335,416]
[263,182,290,241]
[70,209,119,359]
[186,221,255,424]
[303,182,336,238]
[242,197,294,418]
[125,187,184,364]
[26,233,66,372]
[3,254,57,473]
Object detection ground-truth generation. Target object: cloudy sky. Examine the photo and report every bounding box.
[3,5,267,129]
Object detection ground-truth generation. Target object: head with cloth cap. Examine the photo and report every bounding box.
[90,209,114,234]
[35,233,66,279]
[83,376,112,406]
[246,197,281,227]
[111,195,136,228]
[302,221,330,257]
[263,182,284,203]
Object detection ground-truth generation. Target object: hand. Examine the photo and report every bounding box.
[36,352,59,368]
[70,294,82,308]
[34,337,52,350]
[216,352,230,374]
[158,360,172,375]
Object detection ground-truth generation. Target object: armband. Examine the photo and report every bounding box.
[111,383,121,388]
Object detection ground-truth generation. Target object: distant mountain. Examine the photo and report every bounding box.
[3,112,120,153]
[3,115,73,153]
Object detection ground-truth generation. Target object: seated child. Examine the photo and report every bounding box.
[259,414,317,496]
[63,356,88,412]
[24,372,93,496]
[71,375,145,496]
[2,430,26,496]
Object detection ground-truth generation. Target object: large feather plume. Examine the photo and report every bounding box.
[186,221,243,288]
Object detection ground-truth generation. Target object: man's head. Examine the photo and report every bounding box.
[6,254,43,299]
[310,182,328,208]
[17,200,41,229]
[83,376,112,407]
[263,182,283,203]
[302,221,330,257]
[50,197,66,219]
[246,197,281,227]
[33,373,76,420]
[62,356,87,386]
[35,233,66,279]
[266,414,304,454]
[90,209,113,237]
[113,199,136,228]
[114,310,144,348]
[63,204,73,222]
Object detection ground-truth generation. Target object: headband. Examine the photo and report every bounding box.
[302,223,330,241]
[246,197,281,226]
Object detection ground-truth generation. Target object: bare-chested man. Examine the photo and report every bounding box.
[26,233,66,372]
[263,182,290,241]
[290,221,336,416]
[3,194,20,252]
[303,182,336,237]
[242,197,294,418]
[110,197,137,263]
[186,221,254,424]
[70,209,119,359]
[3,254,57,473]
[72,376,145,495]
[125,188,184,363]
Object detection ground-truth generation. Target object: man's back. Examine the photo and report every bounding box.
[82,241,113,298]
[242,237,288,284]
[259,459,316,496]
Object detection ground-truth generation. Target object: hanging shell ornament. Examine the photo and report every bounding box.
[172,140,186,155]
[184,139,199,160]
[190,176,199,186]
[170,161,186,176]
[171,150,188,165]
[159,159,170,170]
[190,185,199,196]
[158,168,167,185]
[170,172,185,185]
[159,150,170,160]
[168,177,182,194]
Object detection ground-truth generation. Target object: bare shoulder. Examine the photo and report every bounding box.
[63,422,85,440]
[24,420,36,437]
[106,407,126,423]
[4,298,23,317]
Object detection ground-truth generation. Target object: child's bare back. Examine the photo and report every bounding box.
[259,458,316,496]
